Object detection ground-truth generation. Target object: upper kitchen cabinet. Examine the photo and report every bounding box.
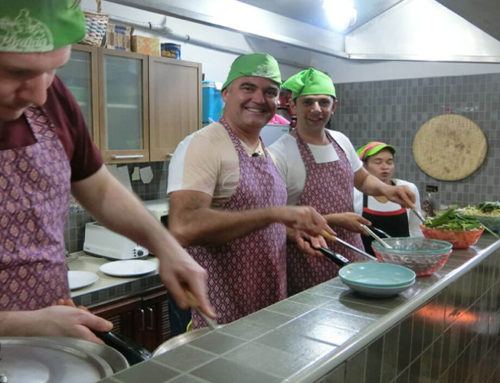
[57,45,100,145]
[98,49,149,163]
[148,57,202,162]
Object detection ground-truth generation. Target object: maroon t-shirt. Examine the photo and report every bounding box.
[0,76,103,181]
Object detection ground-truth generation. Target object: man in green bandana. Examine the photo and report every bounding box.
[0,1,213,342]
[168,54,333,328]
[268,68,417,295]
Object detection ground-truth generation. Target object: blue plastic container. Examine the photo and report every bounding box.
[202,81,224,123]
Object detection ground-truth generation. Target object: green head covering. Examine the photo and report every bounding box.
[0,0,86,53]
[222,53,281,90]
[357,141,396,161]
[283,68,336,100]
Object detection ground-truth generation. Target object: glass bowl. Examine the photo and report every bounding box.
[420,225,484,249]
[371,237,453,277]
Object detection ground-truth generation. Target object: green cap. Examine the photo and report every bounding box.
[0,0,86,53]
[222,53,281,90]
[282,68,336,99]
[357,141,396,161]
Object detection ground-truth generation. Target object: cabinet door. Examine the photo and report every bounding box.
[141,289,171,351]
[91,297,143,342]
[99,49,150,163]
[149,57,202,162]
[57,44,100,146]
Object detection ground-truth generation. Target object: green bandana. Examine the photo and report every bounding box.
[283,68,336,99]
[0,0,86,52]
[357,141,396,161]
[222,53,281,90]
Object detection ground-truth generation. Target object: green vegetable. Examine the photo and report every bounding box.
[475,201,500,213]
[423,205,483,231]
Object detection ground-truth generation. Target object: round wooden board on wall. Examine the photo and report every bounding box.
[412,114,487,181]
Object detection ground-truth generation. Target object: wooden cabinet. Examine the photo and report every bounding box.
[61,44,202,164]
[149,56,202,161]
[91,287,171,351]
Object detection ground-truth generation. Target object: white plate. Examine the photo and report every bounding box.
[68,271,99,290]
[99,260,157,277]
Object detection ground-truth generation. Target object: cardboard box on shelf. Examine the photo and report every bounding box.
[105,23,132,51]
[131,35,160,56]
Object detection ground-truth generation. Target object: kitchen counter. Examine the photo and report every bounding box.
[95,235,500,383]
[68,253,161,308]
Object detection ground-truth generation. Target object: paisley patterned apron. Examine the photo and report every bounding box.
[0,106,71,310]
[189,118,287,328]
[287,131,364,295]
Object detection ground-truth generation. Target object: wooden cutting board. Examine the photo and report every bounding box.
[412,114,487,181]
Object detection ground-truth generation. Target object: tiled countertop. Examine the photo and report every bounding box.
[94,235,500,383]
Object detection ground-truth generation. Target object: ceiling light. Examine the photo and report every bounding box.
[322,0,357,31]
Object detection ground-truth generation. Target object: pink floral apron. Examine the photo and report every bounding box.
[189,118,287,328]
[287,131,364,295]
[0,106,71,310]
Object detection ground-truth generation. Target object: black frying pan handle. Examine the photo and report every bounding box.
[303,238,349,267]
[93,331,152,365]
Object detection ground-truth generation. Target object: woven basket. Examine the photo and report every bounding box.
[81,0,109,47]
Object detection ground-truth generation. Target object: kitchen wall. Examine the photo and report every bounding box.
[333,71,500,208]
[65,162,168,252]
[66,1,500,253]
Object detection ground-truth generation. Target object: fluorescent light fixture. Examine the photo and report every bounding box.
[322,0,357,31]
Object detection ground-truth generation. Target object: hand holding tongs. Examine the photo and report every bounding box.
[320,230,378,261]
[360,224,393,249]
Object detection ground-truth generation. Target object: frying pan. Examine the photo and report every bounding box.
[94,306,218,365]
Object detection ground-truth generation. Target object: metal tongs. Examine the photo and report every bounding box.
[321,230,378,261]
[184,290,220,330]
[360,224,393,249]
[412,208,426,223]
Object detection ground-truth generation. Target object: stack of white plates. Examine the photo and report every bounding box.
[338,263,416,298]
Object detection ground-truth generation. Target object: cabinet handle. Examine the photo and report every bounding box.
[138,308,145,331]
[146,307,155,330]
[113,154,144,159]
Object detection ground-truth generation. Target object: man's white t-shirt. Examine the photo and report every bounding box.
[268,130,363,205]
[167,121,269,208]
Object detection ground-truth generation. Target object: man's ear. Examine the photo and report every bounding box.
[290,98,297,114]
[222,88,229,103]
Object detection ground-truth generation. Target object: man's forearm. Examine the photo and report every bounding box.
[168,207,278,247]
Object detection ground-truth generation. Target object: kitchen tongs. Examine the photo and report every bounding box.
[304,238,349,267]
[321,230,378,261]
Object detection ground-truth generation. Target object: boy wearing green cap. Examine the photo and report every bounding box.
[354,142,423,254]
[0,1,214,341]
[268,68,416,295]
[168,54,333,327]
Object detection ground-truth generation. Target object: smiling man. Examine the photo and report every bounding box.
[268,68,417,295]
[167,54,333,328]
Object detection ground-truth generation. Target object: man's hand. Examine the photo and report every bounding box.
[326,212,371,233]
[292,230,329,256]
[154,240,216,319]
[382,184,416,209]
[0,305,114,343]
[275,205,335,237]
